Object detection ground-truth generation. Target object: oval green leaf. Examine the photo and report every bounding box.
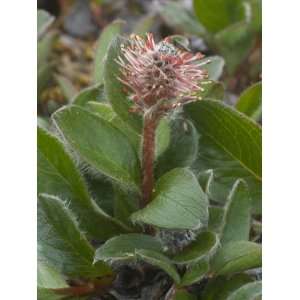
[87,101,141,153]
[131,168,209,230]
[55,74,77,101]
[38,126,129,240]
[94,233,163,262]
[52,105,140,190]
[193,0,245,33]
[186,100,262,213]
[214,22,254,74]
[160,2,207,36]
[87,101,116,121]
[201,56,225,81]
[156,119,198,178]
[180,259,209,286]
[38,9,54,38]
[227,281,262,300]
[173,231,218,265]
[202,274,253,300]
[197,80,225,101]
[38,194,112,278]
[236,82,262,122]
[221,180,252,244]
[93,20,124,84]
[104,36,142,132]
[37,288,62,300]
[208,206,225,234]
[113,186,139,228]
[211,241,262,276]
[187,100,261,180]
[155,118,171,159]
[37,261,67,289]
[133,14,157,35]
[136,249,180,284]
[72,83,104,106]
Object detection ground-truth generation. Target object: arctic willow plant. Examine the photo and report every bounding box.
[117,33,208,210]
[38,27,262,300]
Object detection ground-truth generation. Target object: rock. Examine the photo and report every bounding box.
[63,0,98,38]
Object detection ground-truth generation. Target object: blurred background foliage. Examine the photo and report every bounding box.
[37,0,261,118]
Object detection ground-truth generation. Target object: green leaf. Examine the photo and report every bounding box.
[160,2,207,36]
[37,261,67,289]
[155,118,171,159]
[93,20,124,84]
[133,14,157,35]
[131,168,208,230]
[38,63,54,100]
[104,36,142,132]
[83,174,114,215]
[214,22,254,74]
[221,180,252,244]
[37,288,62,300]
[196,152,261,215]
[89,105,169,160]
[197,80,225,101]
[111,116,141,153]
[173,289,197,300]
[227,281,262,300]
[156,119,198,178]
[201,277,224,300]
[38,194,112,278]
[86,101,116,121]
[136,249,180,284]
[113,186,138,227]
[193,0,245,33]
[208,206,225,234]
[37,49,54,102]
[38,9,54,38]
[89,102,169,160]
[94,234,163,262]
[202,274,253,300]
[187,100,262,179]
[201,56,225,81]
[211,241,262,276]
[38,126,129,240]
[55,74,77,101]
[87,101,141,154]
[198,169,214,194]
[72,84,105,106]
[236,82,262,121]
[37,117,49,129]
[249,0,262,33]
[52,105,140,190]
[172,231,218,265]
[186,100,262,212]
[180,259,209,286]
[38,32,55,67]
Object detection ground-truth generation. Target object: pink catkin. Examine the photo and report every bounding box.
[117,33,208,114]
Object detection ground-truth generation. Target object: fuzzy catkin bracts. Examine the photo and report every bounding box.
[117,33,208,116]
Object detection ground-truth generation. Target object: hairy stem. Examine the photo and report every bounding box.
[141,113,158,209]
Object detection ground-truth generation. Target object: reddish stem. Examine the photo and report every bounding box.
[53,275,115,297]
[54,284,95,297]
[141,113,157,209]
